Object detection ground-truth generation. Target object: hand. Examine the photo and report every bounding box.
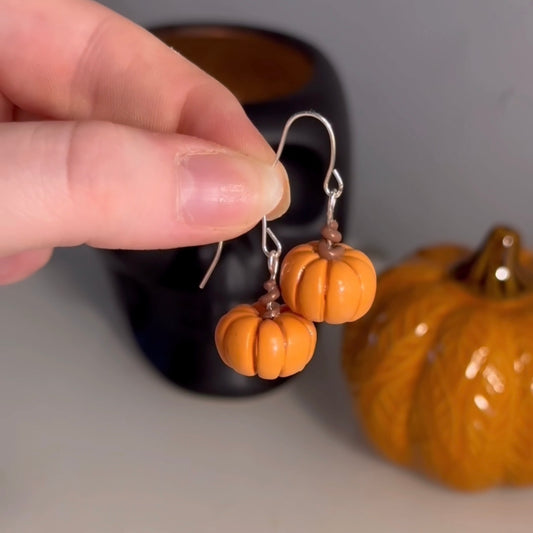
[0,0,290,285]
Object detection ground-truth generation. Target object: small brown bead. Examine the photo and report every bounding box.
[263,279,278,292]
[321,221,342,244]
[262,302,281,319]
[258,287,281,306]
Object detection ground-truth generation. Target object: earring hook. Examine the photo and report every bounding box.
[199,240,223,289]
[198,216,281,289]
[273,110,340,197]
[199,110,340,289]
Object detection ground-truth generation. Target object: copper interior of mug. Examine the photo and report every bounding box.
[153,26,314,105]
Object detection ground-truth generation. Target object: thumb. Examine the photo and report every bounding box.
[0,120,288,256]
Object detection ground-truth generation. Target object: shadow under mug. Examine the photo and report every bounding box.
[102,25,351,397]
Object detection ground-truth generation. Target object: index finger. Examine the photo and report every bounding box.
[0,0,274,162]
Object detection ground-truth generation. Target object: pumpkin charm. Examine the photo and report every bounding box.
[343,226,533,491]
[215,281,317,380]
[280,221,377,324]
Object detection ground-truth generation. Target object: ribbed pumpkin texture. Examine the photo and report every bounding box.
[343,226,533,491]
[280,242,376,324]
[215,304,317,380]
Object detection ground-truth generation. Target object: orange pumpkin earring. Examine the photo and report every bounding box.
[276,112,377,324]
[200,111,375,377]
[200,219,317,380]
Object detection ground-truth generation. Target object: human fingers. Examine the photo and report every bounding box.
[0,249,53,285]
[0,120,285,256]
[0,0,290,218]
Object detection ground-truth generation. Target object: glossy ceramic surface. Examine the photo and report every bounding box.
[343,226,533,490]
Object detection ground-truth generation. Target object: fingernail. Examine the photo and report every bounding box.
[178,152,284,227]
[266,163,290,220]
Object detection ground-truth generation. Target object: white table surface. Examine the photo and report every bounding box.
[2,246,533,533]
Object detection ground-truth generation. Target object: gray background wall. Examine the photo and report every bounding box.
[101,0,533,261]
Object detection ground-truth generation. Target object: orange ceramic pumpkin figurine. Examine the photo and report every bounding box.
[215,281,317,380]
[280,220,376,324]
[343,226,533,491]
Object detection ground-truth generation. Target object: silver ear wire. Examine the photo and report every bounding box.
[199,110,342,289]
[199,217,282,289]
[278,112,344,226]
[273,110,341,197]
[199,240,223,289]
[262,216,282,280]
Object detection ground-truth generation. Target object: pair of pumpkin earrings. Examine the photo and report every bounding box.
[200,111,377,380]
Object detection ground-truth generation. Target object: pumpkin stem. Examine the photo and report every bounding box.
[257,279,281,318]
[318,220,345,260]
[451,226,533,299]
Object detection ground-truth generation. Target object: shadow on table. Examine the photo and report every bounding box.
[288,324,374,454]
